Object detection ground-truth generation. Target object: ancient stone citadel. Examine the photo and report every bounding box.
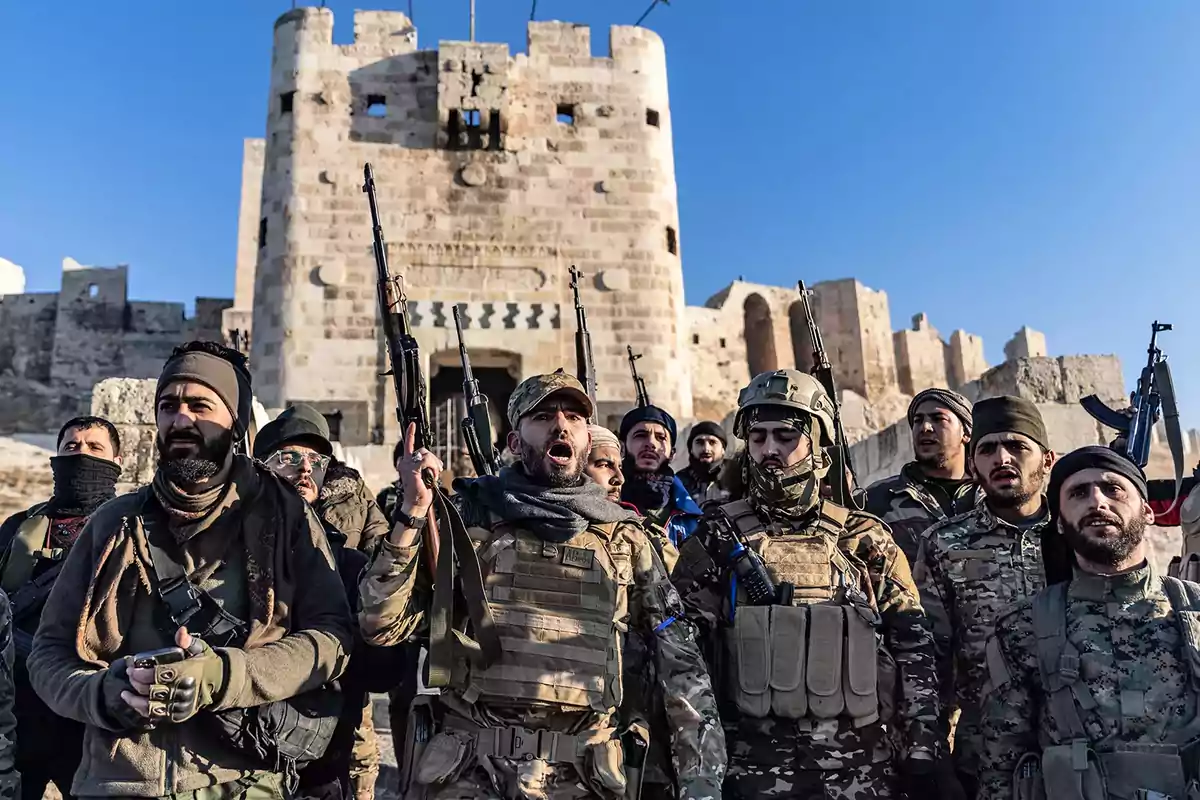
[0,8,1195,493]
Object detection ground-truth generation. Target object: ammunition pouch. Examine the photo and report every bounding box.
[728,601,880,725]
[1025,741,1196,800]
[399,695,435,800]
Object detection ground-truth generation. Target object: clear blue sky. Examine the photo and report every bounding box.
[1,2,1197,428]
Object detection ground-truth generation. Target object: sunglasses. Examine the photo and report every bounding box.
[272,450,331,470]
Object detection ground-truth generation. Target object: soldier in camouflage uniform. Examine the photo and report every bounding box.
[358,372,726,800]
[674,369,952,800]
[915,396,1057,797]
[978,446,1200,800]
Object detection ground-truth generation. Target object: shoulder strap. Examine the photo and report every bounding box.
[1157,576,1200,745]
[1032,583,1091,740]
[819,501,850,528]
[140,512,249,647]
[0,510,52,593]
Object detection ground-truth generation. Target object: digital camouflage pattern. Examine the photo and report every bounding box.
[725,754,897,800]
[679,503,939,797]
[865,463,981,715]
[915,498,1048,777]
[976,563,1200,800]
[0,590,16,800]
[358,495,726,800]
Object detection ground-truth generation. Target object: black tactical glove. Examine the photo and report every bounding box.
[102,657,149,731]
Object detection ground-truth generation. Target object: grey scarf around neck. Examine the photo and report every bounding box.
[455,464,635,543]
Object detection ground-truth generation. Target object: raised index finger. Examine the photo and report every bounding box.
[404,421,417,458]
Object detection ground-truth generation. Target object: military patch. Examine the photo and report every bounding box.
[562,546,594,570]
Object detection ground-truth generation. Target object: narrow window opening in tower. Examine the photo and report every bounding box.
[258,218,267,249]
[87,284,99,299]
[666,226,678,255]
[470,70,483,98]
[463,109,482,128]
[366,94,388,118]
[646,108,660,127]
[692,334,700,345]
[719,338,727,349]
[556,103,576,125]
[487,109,502,150]
[322,410,344,442]
[280,91,295,114]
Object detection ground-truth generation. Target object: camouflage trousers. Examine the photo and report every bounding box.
[350,697,381,800]
[724,762,897,800]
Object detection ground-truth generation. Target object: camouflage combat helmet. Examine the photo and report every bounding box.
[734,369,835,446]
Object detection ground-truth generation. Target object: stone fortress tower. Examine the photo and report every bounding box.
[237,8,685,447]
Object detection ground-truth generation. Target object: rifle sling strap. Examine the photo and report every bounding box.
[427,489,501,689]
[142,514,249,647]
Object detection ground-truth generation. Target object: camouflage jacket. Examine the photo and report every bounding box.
[915,497,1049,771]
[358,493,727,799]
[865,463,980,719]
[313,460,390,556]
[864,462,980,566]
[977,564,1200,800]
[677,500,941,770]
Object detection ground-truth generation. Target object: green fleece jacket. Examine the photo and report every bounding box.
[28,459,353,797]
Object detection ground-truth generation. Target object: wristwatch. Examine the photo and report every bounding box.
[394,507,428,532]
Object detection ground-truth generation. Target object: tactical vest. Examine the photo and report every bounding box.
[455,521,629,714]
[720,499,885,728]
[1020,577,1200,800]
[1171,483,1200,583]
[0,504,57,595]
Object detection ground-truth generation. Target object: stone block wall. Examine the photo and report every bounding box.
[948,330,988,389]
[249,8,685,448]
[0,292,58,381]
[1004,326,1048,360]
[959,355,1125,406]
[91,378,159,489]
[51,265,129,391]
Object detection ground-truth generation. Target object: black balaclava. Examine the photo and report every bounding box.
[621,455,675,514]
[46,454,121,517]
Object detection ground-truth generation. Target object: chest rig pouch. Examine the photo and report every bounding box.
[458,521,631,713]
[1027,578,1200,800]
[721,500,882,728]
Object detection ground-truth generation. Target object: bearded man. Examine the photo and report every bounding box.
[916,396,1057,797]
[357,371,726,800]
[583,424,625,504]
[29,341,353,799]
[677,422,730,509]
[977,446,1200,800]
[619,406,703,545]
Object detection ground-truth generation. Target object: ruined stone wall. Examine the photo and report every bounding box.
[235,139,266,315]
[894,313,948,395]
[0,292,57,381]
[50,265,129,392]
[91,378,159,490]
[191,297,234,343]
[948,330,988,389]
[250,8,684,446]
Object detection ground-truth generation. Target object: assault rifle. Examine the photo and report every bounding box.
[1081,321,1185,499]
[570,266,598,421]
[452,305,499,477]
[627,345,651,408]
[797,281,862,510]
[363,163,500,687]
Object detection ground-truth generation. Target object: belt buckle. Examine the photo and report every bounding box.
[504,727,539,761]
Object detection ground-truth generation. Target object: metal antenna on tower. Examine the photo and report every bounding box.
[635,0,669,26]
[529,0,537,21]
[470,0,476,41]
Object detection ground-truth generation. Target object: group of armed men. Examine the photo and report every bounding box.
[0,337,1198,800]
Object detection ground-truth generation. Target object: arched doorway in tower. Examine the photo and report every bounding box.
[743,293,778,376]
[789,301,816,373]
[428,349,520,476]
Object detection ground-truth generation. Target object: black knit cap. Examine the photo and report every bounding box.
[970,395,1049,452]
[688,421,728,450]
[253,404,333,460]
[1047,445,1148,518]
[619,406,678,448]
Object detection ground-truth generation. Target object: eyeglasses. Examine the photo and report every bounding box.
[272,450,331,470]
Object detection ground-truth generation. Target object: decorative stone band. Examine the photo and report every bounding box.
[407,300,562,331]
